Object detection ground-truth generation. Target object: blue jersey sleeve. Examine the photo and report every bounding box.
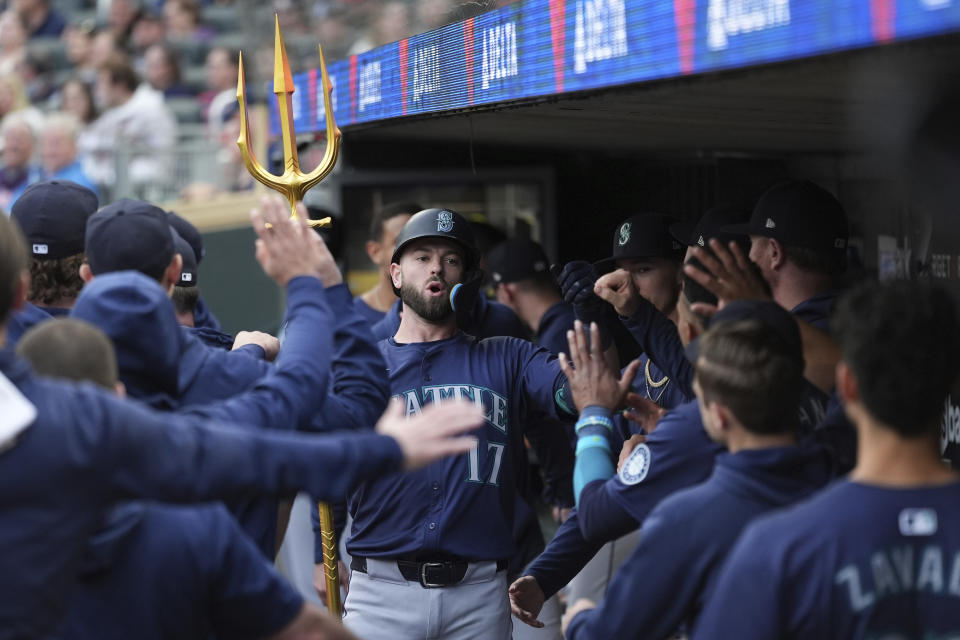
[621,298,695,403]
[691,522,783,640]
[204,505,305,639]
[177,329,274,407]
[566,504,704,640]
[85,389,406,503]
[524,509,605,599]
[181,277,333,432]
[304,283,390,432]
[577,477,640,543]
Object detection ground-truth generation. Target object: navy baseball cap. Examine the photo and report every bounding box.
[487,238,550,284]
[10,180,99,260]
[166,211,204,264]
[685,299,801,363]
[722,180,848,252]
[85,199,175,282]
[596,213,684,270]
[172,229,197,287]
[670,203,751,251]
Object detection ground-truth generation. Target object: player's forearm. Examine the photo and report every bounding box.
[573,407,617,505]
[524,511,604,598]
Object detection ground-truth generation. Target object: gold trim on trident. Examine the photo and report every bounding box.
[236,16,343,618]
[236,15,342,227]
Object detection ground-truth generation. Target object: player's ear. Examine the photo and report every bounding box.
[389,262,402,290]
[79,262,93,283]
[768,238,785,269]
[836,360,859,405]
[366,239,380,264]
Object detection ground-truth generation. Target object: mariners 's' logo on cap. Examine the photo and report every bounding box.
[437,210,454,233]
[618,223,632,246]
[765,218,777,229]
[697,235,705,247]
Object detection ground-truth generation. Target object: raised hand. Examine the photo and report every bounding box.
[559,320,640,411]
[375,398,482,471]
[683,239,770,315]
[251,195,342,287]
[621,392,666,434]
[594,268,642,317]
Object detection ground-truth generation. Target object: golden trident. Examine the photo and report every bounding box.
[237,16,341,227]
[236,17,344,616]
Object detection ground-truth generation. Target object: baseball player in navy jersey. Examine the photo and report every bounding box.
[0,211,484,638]
[561,301,832,639]
[354,202,419,325]
[340,208,635,640]
[510,261,725,629]
[17,319,358,640]
[556,213,687,412]
[694,280,960,639]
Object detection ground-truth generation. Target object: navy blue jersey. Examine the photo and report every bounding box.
[566,445,831,640]
[353,295,387,325]
[621,297,694,407]
[535,301,576,357]
[371,296,529,342]
[53,502,302,640]
[186,325,238,351]
[0,347,404,638]
[346,333,570,561]
[5,303,68,345]
[694,479,960,639]
[525,400,722,596]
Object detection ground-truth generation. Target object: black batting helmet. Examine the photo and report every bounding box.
[391,208,481,270]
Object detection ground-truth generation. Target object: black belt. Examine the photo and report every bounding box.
[351,556,508,588]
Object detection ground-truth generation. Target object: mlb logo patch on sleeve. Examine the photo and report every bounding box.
[619,443,651,485]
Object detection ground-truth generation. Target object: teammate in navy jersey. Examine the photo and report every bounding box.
[693,280,960,639]
[354,202,418,325]
[561,302,832,639]
[341,207,634,640]
[6,180,98,345]
[509,259,724,629]
[556,213,687,411]
[0,211,484,638]
[17,319,357,640]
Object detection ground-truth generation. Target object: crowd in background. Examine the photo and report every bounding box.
[0,0,503,207]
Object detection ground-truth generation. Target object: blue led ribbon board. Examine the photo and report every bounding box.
[270,0,960,136]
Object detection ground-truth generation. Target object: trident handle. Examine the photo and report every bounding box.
[318,502,341,616]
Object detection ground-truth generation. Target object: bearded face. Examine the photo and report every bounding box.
[392,239,465,324]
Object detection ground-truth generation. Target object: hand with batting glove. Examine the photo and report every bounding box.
[553,261,613,349]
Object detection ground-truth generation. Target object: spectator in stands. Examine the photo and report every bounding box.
[17,50,54,104]
[315,6,353,61]
[201,46,238,138]
[0,113,41,211]
[40,113,97,195]
[0,11,27,76]
[62,20,97,83]
[130,9,166,70]
[143,43,191,99]
[0,70,41,130]
[12,0,65,38]
[107,0,138,46]
[89,28,120,69]
[80,54,176,195]
[164,0,214,43]
[59,77,97,127]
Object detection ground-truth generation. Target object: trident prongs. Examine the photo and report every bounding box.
[236,15,342,228]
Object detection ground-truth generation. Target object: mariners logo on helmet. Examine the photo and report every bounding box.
[618,222,632,246]
[437,210,455,233]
